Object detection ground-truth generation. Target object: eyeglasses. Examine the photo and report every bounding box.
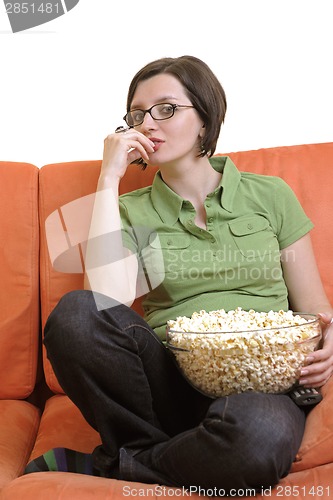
[123,103,194,127]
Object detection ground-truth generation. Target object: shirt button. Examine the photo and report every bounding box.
[247,223,253,230]
[188,220,193,225]
[208,217,213,223]
[167,239,172,245]
[206,203,211,208]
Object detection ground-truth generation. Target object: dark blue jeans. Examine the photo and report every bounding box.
[44,290,306,491]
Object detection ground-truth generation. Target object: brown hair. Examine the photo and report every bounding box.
[127,55,227,160]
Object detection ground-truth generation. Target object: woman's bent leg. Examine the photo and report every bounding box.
[135,392,306,492]
[43,290,209,481]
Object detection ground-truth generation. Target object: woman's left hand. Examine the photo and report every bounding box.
[299,312,333,388]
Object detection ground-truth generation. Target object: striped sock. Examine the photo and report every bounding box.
[24,448,99,476]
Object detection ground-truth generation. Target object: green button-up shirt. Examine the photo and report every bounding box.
[119,157,313,340]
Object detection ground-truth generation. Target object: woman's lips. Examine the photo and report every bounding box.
[149,138,164,152]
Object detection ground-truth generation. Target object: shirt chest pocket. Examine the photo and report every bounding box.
[228,216,277,258]
[148,233,191,274]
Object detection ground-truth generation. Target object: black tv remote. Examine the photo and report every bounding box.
[289,387,323,406]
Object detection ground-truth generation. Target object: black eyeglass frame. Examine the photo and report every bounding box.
[123,103,194,127]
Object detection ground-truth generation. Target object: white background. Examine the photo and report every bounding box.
[0,0,332,167]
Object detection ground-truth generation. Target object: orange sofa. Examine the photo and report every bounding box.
[1,142,333,499]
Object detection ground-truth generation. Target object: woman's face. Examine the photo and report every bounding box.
[130,73,205,168]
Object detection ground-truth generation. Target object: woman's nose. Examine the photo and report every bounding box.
[140,111,157,130]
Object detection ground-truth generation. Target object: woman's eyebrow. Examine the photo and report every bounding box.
[130,96,179,108]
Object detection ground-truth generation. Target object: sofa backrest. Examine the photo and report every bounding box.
[39,161,101,393]
[39,143,333,394]
[0,162,39,399]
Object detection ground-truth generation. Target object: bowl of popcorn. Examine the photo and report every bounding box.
[166,308,322,398]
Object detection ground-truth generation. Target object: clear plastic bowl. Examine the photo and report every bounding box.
[166,313,322,398]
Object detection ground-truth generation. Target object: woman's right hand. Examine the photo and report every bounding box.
[100,129,155,184]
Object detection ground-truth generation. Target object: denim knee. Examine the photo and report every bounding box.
[43,289,156,369]
[43,290,99,359]
[148,392,305,490]
[202,392,305,487]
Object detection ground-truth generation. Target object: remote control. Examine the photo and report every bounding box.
[289,387,323,406]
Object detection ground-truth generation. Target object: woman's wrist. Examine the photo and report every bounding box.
[98,168,121,191]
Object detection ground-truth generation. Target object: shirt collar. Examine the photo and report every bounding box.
[150,156,241,224]
[211,156,241,212]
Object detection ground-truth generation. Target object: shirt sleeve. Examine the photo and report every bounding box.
[273,177,314,249]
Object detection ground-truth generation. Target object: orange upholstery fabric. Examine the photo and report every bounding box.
[0,162,39,398]
[291,375,333,472]
[3,462,333,500]
[0,162,40,491]
[1,474,198,500]
[0,400,40,490]
[29,395,100,460]
[39,161,101,393]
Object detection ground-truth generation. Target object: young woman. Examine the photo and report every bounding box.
[25,56,333,493]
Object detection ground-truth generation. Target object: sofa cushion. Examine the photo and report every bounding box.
[29,395,100,460]
[0,162,39,399]
[39,161,101,393]
[3,462,333,499]
[0,400,40,489]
